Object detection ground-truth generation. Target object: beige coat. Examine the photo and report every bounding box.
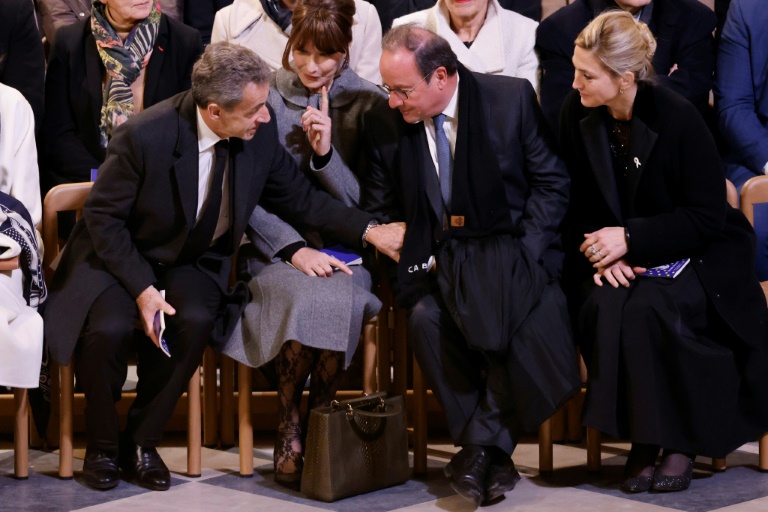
[211,0,382,84]
[393,0,539,91]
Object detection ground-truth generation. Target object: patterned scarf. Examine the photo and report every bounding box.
[91,0,161,147]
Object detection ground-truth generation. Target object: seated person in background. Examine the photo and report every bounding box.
[220,0,386,489]
[43,42,400,492]
[0,83,45,390]
[715,0,768,191]
[369,0,540,32]
[41,0,203,195]
[39,0,184,46]
[537,0,716,134]
[392,0,539,89]
[714,0,768,284]
[212,0,382,83]
[363,25,580,507]
[560,10,768,494]
[0,0,45,130]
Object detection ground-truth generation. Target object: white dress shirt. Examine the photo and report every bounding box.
[195,108,231,242]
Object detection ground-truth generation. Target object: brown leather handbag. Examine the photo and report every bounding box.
[300,393,410,502]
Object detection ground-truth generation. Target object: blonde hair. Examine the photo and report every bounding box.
[575,10,656,83]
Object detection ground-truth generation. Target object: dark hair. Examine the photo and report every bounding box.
[192,42,272,110]
[282,0,355,71]
[382,23,458,82]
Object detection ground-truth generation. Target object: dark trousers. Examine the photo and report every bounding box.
[408,291,515,455]
[75,264,221,452]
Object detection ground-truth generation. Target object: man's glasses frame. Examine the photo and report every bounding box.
[378,69,437,100]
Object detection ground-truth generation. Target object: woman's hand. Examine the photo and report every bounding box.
[302,86,332,157]
[290,247,352,277]
[593,258,647,288]
[580,227,628,268]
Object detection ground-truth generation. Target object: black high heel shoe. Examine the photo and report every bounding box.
[273,425,303,490]
[652,452,694,492]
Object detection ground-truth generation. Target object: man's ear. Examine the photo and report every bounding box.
[207,103,222,120]
[433,66,448,88]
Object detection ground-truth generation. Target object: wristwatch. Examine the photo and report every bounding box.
[361,220,379,248]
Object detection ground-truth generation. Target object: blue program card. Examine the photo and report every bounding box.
[90,168,98,182]
[320,244,363,266]
[153,290,171,357]
[643,258,690,278]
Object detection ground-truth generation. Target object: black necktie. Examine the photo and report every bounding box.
[181,139,228,259]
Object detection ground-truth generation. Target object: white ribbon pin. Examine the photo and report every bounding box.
[633,157,641,169]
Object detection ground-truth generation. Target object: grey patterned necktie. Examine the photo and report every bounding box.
[433,113,453,211]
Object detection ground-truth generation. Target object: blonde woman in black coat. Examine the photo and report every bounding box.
[560,10,768,494]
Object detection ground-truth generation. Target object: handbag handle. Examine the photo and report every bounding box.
[346,401,402,441]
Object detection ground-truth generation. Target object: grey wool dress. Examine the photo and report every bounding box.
[222,67,386,368]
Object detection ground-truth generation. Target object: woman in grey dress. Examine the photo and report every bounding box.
[221,0,385,489]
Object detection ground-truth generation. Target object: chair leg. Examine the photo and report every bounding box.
[238,363,254,477]
[711,457,727,472]
[586,427,601,472]
[220,355,235,447]
[552,407,566,443]
[202,348,218,447]
[566,391,585,443]
[187,367,202,477]
[59,362,74,479]
[760,433,768,472]
[412,355,428,476]
[539,416,554,475]
[14,388,29,479]
[362,317,378,395]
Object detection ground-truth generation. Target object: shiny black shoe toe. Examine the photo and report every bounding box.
[120,445,171,491]
[652,460,693,492]
[444,445,490,506]
[484,457,521,503]
[83,450,119,490]
[621,474,653,493]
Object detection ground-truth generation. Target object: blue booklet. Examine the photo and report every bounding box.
[642,258,690,278]
[320,244,363,266]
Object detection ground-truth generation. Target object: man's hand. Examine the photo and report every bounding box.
[365,222,406,262]
[136,285,176,347]
[290,247,352,276]
[593,258,647,288]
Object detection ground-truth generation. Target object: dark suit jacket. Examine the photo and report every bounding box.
[536,0,716,135]
[0,0,45,130]
[38,0,90,44]
[362,71,569,281]
[714,0,768,186]
[43,91,375,365]
[559,83,768,349]
[41,14,203,194]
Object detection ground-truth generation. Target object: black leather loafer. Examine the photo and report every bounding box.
[484,456,521,502]
[83,450,119,490]
[120,445,171,491]
[443,445,490,506]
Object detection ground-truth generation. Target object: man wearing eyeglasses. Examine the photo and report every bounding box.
[362,24,580,506]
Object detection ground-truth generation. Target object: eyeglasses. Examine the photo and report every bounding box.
[378,69,437,100]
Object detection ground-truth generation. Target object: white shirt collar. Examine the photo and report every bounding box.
[442,75,460,121]
[196,107,224,151]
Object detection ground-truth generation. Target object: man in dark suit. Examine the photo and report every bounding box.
[536,0,716,134]
[362,25,580,506]
[41,5,203,195]
[0,0,45,130]
[43,41,399,492]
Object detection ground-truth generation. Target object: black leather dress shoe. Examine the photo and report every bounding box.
[120,445,171,491]
[443,445,490,506]
[83,450,119,490]
[484,456,521,503]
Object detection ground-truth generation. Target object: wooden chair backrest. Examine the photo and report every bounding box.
[726,179,739,209]
[42,182,93,281]
[739,176,768,299]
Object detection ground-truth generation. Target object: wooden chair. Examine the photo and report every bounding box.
[42,183,203,478]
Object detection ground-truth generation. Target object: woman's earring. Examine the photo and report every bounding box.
[619,87,625,94]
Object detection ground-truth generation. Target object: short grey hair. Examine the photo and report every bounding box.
[191,42,272,110]
[382,24,458,82]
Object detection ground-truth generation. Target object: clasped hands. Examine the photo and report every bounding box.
[580,227,646,288]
